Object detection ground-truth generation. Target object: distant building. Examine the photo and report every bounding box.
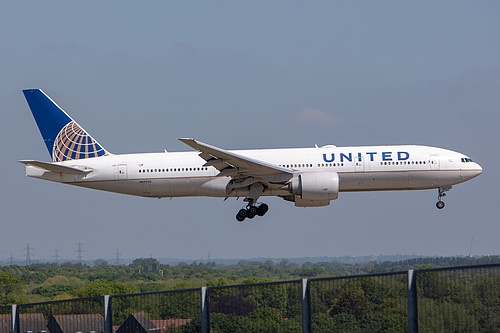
[139,263,163,275]
[0,314,10,333]
[0,313,47,333]
[47,314,103,333]
[19,313,47,333]
[117,313,157,333]
[151,319,192,332]
[116,313,193,333]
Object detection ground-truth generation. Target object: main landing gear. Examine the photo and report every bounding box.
[236,203,269,222]
[436,186,452,209]
[235,182,269,222]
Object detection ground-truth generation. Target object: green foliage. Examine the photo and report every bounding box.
[0,272,25,305]
[315,276,409,332]
[94,259,108,266]
[158,290,199,319]
[137,281,166,292]
[72,279,138,298]
[418,299,481,333]
[130,258,160,268]
[206,277,229,287]
[31,284,79,298]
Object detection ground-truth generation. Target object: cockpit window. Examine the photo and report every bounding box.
[461,157,474,163]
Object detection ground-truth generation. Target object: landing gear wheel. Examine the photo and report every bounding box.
[248,206,258,215]
[436,187,449,210]
[247,211,256,220]
[235,201,270,222]
[257,203,269,216]
[236,209,247,222]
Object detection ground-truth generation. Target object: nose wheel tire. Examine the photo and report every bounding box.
[436,187,449,210]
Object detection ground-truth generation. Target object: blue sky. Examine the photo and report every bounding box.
[1,1,499,263]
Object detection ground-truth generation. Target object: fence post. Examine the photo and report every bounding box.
[11,304,18,333]
[407,270,418,333]
[103,295,112,333]
[302,279,311,333]
[201,287,209,333]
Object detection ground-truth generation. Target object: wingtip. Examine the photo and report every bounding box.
[178,138,196,144]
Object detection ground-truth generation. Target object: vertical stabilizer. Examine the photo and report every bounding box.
[23,89,110,162]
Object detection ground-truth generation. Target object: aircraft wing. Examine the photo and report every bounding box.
[178,138,293,178]
[18,160,92,174]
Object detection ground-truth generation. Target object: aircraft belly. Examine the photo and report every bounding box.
[339,170,466,192]
[168,177,210,196]
[196,177,228,197]
[73,177,227,198]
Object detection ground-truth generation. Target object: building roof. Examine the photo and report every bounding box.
[0,314,10,333]
[19,313,47,333]
[47,314,104,333]
[116,312,157,333]
[0,313,47,333]
[152,319,192,332]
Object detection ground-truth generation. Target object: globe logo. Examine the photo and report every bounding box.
[52,121,108,162]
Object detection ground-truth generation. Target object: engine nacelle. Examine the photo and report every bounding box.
[288,172,339,206]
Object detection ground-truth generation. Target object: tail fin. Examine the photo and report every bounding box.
[23,89,110,162]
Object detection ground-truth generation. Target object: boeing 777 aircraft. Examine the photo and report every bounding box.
[20,89,482,222]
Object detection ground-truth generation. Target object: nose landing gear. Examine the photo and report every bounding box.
[436,186,452,209]
[236,203,269,222]
[436,199,445,209]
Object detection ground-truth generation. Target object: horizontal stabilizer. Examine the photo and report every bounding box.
[18,160,92,174]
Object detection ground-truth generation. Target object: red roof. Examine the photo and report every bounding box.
[151,319,192,332]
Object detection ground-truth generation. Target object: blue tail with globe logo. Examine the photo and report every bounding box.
[23,89,110,162]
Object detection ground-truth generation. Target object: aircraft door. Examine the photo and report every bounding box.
[430,155,440,171]
[117,164,128,179]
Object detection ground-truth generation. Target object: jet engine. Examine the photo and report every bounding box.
[287,172,339,207]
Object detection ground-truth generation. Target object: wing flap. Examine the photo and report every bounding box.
[18,160,92,174]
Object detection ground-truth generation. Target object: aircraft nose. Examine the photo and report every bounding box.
[476,163,483,176]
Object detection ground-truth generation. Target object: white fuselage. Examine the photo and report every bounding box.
[25,145,482,200]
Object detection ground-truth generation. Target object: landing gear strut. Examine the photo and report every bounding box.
[236,203,269,222]
[436,186,451,209]
[235,182,269,222]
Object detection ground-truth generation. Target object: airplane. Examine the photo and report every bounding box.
[20,89,483,222]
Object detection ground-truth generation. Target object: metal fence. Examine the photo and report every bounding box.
[109,288,201,332]
[208,280,302,332]
[416,264,500,333]
[3,263,500,332]
[16,297,104,333]
[310,271,408,332]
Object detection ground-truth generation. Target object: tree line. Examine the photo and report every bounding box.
[1,255,499,305]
